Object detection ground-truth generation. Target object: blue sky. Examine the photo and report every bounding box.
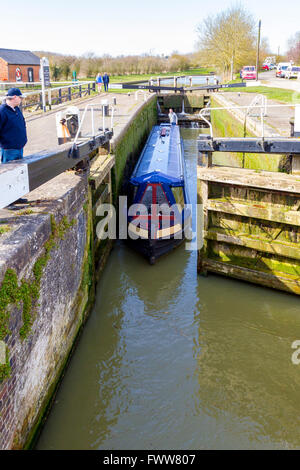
[2,0,299,56]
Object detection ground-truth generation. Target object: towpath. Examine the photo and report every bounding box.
[24,91,151,156]
[217,91,294,137]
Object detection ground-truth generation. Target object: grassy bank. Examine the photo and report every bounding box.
[211,97,288,172]
[223,80,299,103]
[7,68,215,95]
[108,68,215,83]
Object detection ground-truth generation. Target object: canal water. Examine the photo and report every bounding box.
[153,76,217,86]
[36,128,300,450]
[139,75,217,88]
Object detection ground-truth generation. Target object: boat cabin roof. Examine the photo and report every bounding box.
[130,124,184,186]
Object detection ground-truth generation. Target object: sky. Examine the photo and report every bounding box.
[1,0,299,57]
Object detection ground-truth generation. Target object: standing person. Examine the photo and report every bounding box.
[0,88,27,163]
[96,73,103,93]
[103,72,110,92]
[168,108,178,125]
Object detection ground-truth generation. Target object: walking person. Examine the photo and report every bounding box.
[168,108,178,125]
[96,73,103,93]
[103,72,110,92]
[0,88,27,163]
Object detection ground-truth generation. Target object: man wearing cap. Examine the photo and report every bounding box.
[0,87,27,163]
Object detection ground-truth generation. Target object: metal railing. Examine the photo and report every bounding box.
[246,94,267,116]
[0,80,82,89]
[199,102,300,141]
[135,90,147,101]
[72,102,115,147]
[0,81,96,113]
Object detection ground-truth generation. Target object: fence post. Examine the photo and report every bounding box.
[68,86,71,101]
[59,88,62,104]
[79,85,82,98]
[88,83,91,95]
[48,89,52,110]
[39,92,43,109]
[92,82,96,92]
[198,135,213,168]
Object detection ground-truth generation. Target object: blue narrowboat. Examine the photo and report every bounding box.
[127,123,191,264]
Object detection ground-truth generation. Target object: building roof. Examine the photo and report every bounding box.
[0,48,40,65]
[130,124,184,185]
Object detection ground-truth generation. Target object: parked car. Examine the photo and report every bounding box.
[241,66,257,80]
[276,62,290,78]
[285,65,300,79]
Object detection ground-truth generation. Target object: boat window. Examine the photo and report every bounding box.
[140,184,170,209]
[141,185,152,209]
[172,187,185,207]
[156,185,169,205]
[128,185,138,204]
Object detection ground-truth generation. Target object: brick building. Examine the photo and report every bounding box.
[0,48,40,83]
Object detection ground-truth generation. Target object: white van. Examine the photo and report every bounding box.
[276,62,291,78]
[285,65,300,79]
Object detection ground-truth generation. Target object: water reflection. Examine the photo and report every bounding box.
[36,128,300,450]
[193,278,300,449]
[152,76,216,87]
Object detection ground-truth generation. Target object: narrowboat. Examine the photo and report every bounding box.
[127,123,191,264]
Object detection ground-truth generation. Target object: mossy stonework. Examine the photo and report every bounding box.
[197,167,300,295]
[110,95,157,196]
[0,94,158,449]
[0,172,93,449]
[158,93,205,114]
[198,93,299,293]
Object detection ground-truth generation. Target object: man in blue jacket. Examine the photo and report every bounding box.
[102,73,110,92]
[0,88,27,163]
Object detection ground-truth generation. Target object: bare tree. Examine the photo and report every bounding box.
[34,51,192,78]
[196,5,256,79]
[287,32,300,64]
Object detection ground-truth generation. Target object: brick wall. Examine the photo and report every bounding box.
[0,58,8,81]
[7,65,40,82]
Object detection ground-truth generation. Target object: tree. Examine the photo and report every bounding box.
[61,62,71,80]
[287,32,300,64]
[72,60,81,77]
[50,63,62,81]
[169,53,190,72]
[196,5,256,79]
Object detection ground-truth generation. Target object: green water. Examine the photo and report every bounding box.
[36,129,300,450]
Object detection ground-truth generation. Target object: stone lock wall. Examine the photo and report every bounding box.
[158,93,206,115]
[0,93,158,449]
[0,172,94,449]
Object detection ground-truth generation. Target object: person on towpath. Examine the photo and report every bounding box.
[0,88,27,163]
[96,73,103,93]
[102,73,110,92]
